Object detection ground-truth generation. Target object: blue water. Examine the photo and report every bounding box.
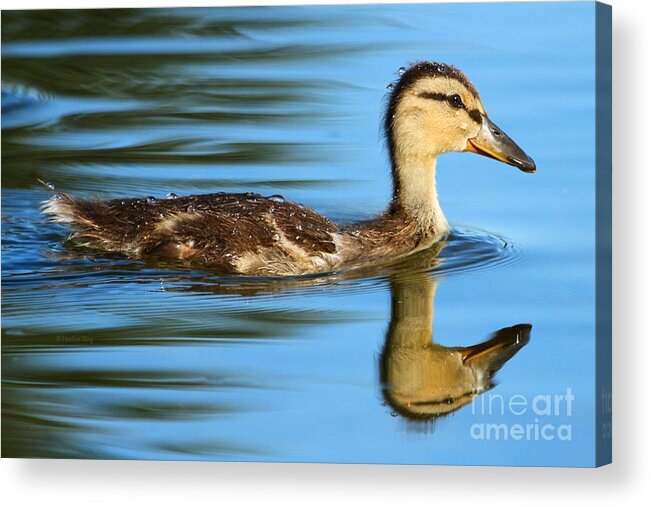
[1,2,598,465]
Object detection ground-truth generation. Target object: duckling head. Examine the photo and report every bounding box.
[381,323,532,420]
[385,62,535,207]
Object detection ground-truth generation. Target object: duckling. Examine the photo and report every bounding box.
[42,62,535,276]
[380,273,531,420]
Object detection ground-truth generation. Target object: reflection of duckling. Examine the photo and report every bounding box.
[42,62,534,276]
[380,274,530,419]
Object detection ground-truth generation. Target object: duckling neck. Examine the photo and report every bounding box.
[387,275,436,349]
[390,153,448,235]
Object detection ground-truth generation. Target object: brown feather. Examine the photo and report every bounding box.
[42,192,341,275]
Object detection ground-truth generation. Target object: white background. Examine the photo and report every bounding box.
[1,0,649,504]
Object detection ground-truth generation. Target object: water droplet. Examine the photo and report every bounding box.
[267,194,285,204]
[295,236,300,240]
[386,83,395,89]
[166,192,178,199]
[296,224,303,231]
[390,411,398,417]
[272,233,280,242]
[186,204,196,212]
[44,181,55,191]
[398,66,406,75]
[146,196,156,205]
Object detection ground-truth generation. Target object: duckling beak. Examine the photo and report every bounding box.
[466,117,536,173]
[459,323,532,372]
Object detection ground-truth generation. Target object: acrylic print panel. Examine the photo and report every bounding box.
[1,2,611,466]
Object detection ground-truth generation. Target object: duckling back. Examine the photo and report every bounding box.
[42,192,342,276]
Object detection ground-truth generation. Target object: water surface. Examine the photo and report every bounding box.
[2,3,597,465]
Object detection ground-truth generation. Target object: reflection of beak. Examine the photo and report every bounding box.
[466,117,536,173]
[460,323,532,373]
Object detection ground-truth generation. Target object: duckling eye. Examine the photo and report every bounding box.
[448,93,464,109]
